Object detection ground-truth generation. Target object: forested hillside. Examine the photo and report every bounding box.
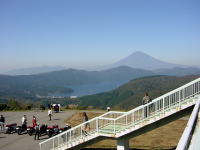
[80,75,199,109]
[0,66,154,98]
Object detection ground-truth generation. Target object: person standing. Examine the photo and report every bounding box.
[142,93,150,105]
[48,109,52,121]
[142,93,151,118]
[21,115,27,130]
[0,115,5,131]
[32,116,37,127]
[21,115,27,125]
[82,112,90,135]
[107,107,111,111]
[34,123,40,140]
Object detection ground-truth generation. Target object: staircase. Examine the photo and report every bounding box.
[39,77,200,150]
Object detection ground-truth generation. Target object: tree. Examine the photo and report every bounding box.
[7,99,23,110]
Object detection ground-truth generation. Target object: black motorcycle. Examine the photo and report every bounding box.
[27,125,35,136]
[40,124,48,136]
[5,123,17,134]
[27,124,47,136]
[46,125,59,137]
[59,125,71,134]
[16,124,27,135]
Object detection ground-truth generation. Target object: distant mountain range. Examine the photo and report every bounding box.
[0,66,154,98]
[154,67,200,76]
[80,75,200,109]
[3,51,192,75]
[5,66,66,75]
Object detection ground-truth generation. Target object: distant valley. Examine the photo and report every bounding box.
[0,66,155,100]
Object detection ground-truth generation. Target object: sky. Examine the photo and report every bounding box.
[0,0,200,72]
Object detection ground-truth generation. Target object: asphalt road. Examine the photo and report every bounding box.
[0,110,77,150]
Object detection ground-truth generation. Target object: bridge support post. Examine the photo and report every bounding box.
[117,138,129,150]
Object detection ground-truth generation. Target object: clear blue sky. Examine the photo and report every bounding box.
[0,0,200,72]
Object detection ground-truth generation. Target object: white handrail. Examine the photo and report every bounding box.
[99,117,117,121]
[39,110,120,145]
[115,77,200,121]
[176,98,200,150]
[117,76,198,123]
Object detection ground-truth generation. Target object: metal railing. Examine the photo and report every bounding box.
[39,111,125,150]
[113,77,200,134]
[176,99,200,150]
[39,77,200,150]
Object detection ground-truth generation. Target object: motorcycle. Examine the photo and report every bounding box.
[4,123,17,134]
[59,124,71,134]
[16,124,27,135]
[27,125,35,136]
[59,125,71,143]
[39,124,48,136]
[46,125,59,137]
[27,124,47,136]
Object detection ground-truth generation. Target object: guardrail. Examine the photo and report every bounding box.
[176,99,200,150]
[39,77,200,150]
[39,110,125,150]
[112,78,200,134]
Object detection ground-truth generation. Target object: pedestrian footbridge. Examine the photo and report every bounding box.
[39,77,200,150]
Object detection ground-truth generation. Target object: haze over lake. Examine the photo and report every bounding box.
[49,80,128,97]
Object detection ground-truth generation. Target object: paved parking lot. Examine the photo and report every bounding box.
[0,110,77,150]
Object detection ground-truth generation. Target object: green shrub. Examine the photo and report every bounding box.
[76,106,87,110]
[26,105,32,110]
[7,99,23,110]
[0,103,8,111]
[40,105,45,110]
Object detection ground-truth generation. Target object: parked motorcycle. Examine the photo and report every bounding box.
[27,125,35,136]
[59,124,71,134]
[16,124,27,135]
[27,124,47,136]
[4,123,17,134]
[40,124,48,136]
[46,125,59,137]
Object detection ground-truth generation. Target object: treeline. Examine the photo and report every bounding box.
[0,99,45,111]
[0,97,82,111]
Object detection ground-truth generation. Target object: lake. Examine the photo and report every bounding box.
[50,80,129,97]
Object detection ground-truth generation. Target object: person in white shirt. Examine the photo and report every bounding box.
[107,107,111,111]
[48,109,52,121]
[21,115,27,125]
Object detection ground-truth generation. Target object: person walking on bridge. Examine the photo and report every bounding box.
[142,92,150,105]
[82,112,90,136]
[142,92,151,118]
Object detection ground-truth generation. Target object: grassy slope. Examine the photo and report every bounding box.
[80,75,200,109]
